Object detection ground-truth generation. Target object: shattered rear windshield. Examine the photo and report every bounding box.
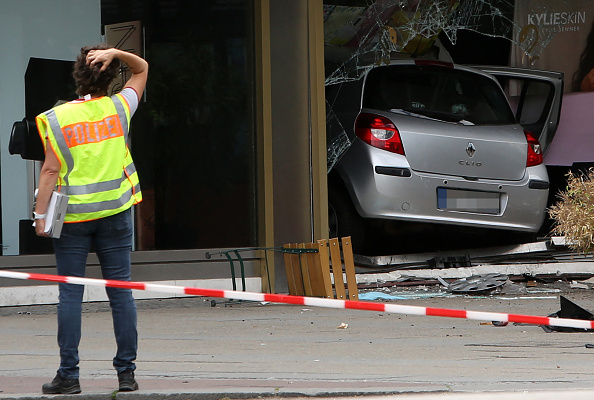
[362,65,517,125]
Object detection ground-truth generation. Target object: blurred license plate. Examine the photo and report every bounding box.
[437,188,500,214]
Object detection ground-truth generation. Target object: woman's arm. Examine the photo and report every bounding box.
[86,48,148,100]
[34,147,61,237]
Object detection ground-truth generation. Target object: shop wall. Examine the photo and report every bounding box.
[270,0,311,292]
[510,2,594,171]
[0,0,101,255]
[270,0,326,292]
[511,1,594,93]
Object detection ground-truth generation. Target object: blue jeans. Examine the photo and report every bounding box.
[52,209,137,379]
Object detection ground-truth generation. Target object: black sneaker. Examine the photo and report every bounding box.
[118,369,139,391]
[42,372,81,394]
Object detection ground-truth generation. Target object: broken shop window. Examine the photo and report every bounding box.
[324,0,594,171]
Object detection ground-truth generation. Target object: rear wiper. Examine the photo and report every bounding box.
[390,108,474,126]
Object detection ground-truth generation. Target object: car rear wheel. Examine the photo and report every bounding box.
[328,185,366,253]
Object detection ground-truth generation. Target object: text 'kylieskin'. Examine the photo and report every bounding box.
[61,115,123,148]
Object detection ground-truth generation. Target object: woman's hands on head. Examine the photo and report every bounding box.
[86,49,117,72]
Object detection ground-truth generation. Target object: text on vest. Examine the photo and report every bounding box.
[62,115,123,148]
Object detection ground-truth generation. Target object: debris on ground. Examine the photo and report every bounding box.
[354,237,594,295]
[438,273,508,294]
[570,281,590,289]
[540,295,594,333]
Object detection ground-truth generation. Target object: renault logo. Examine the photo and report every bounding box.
[466,142,476,157]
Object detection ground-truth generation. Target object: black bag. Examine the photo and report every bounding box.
[9,118,45,161]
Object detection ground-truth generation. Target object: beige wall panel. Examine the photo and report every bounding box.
[270,0,326,292]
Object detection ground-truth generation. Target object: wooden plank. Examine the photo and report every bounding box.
[329,238,347,300]
[298,243,313,296]
[305,242,326,297]
[316,239,333,298]
[289,243,306,296]
[283,244,299,295]
[341,236,359,301]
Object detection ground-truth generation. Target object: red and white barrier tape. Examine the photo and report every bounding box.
[0,270,591,330]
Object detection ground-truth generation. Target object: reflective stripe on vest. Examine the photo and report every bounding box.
[62,163,138,196]
[42,94,141,221]
[67,183,141,214]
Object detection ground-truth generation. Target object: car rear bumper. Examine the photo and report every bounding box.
[337,141,549,232]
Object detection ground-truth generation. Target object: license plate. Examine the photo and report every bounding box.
[437,188,500,214]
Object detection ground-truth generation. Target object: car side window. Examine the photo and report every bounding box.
[500,78,553,127]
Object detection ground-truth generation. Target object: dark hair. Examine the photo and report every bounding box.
[72,44,120,96]
[572,20,594,92]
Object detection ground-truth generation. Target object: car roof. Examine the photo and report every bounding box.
[377,59,498,81]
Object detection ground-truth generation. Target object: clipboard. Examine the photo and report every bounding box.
[44,191,70,238]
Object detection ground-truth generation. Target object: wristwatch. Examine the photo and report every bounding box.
[33,212,46,220]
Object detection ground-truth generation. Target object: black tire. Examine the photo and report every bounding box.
[328,185,366,253]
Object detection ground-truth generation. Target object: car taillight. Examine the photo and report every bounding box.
[355,113,404,155]
[525,130,543,167]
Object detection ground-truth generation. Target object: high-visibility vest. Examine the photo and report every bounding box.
[35,94,142,223]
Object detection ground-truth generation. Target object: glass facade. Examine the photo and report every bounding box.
[101,0,257,250]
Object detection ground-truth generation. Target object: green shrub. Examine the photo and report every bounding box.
[549,169,594,253]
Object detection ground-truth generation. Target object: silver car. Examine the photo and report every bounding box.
[326,59,562,252]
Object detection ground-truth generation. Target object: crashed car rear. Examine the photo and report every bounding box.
[326,59,556,251]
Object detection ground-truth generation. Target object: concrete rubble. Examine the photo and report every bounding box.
[355,237,594,286]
